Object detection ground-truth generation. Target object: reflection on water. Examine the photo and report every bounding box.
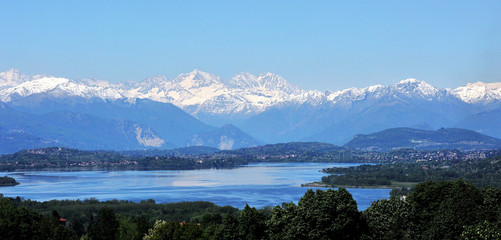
[0,162,390,210]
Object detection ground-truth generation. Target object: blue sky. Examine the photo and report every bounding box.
[1,1,500,90]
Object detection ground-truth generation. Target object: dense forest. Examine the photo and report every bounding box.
[1,145,500,171]
[1,180,500,239]
[321,156,501,189]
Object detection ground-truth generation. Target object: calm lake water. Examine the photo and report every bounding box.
[1,162,390,210]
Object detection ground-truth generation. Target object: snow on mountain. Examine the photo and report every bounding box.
[228,72,260,89]
[0,76,123,102]
[1,68,501,116]
[393,78,440,98]
[469,81,501,89]
[451,82,501,104]
[0,68,33,88]
[121,69,308,115]
[320,79,441,107]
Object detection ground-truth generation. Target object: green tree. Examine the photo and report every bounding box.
[266,202,297,240]
[460,221,501,240]
[407,180,483,240]
[89,207,119,240]
[143,220,202,240]
[143,220,180,240]
[0,198,43,240]
[238,204,266,240]
[267,189,362,240]
[117,216,139,240]
[480,187,501,229]
[362,198,417,240]
[219,214,239,240]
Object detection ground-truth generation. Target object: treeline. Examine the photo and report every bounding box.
[0,196,240,240]
[321,156,501,188]
[0,176,18,186]
[1,180,500,239]
[0,147,248,171]
[215,143,501,163]
[2,145,501,172]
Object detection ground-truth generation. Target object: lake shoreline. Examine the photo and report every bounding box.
[301,181,394,189]
[1,163,391,210]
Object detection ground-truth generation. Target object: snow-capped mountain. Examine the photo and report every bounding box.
[2,69,501,116]
[451,82,501,104]
[121,69,307,115]
[1,68,501,147]
[239,78,501,144]
[0,68,33,88]
[314,78,451,106]
[0,75,122,102]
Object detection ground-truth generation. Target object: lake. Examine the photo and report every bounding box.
[0,162,390,210]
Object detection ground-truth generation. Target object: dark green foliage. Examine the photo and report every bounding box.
[362,180,501,240]
[238,204,266,240]
[88,207,119,240]
[480,187,501,229]
[0,198,45,240]
[267,202,299,240]
[362,198,417,240]
[200,213,223,227]
[141,220,204,240]
[17,198,237,232]
[460,221,501,240]
[322,156,501,188]
[0,198,78,240]
[0,176,19,186]
[267,189,362,240]
[2,180,501,239]
[407,180,483,240]
[389,187,413,198]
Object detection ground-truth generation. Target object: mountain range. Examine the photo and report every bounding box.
[1,68,501,153]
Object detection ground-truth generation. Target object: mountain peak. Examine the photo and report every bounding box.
[257,73,302,94]
[394,78,438,97]
[0,68,32,88]
[229,72,259,89]
[452,82,501,104]
[187,68,215,79]
[397,78,421,84]
[467,81,501,89]
[174,69,222,89]
[2,68,21,76]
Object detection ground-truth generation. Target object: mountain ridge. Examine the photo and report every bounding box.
[3,69,500,117]
[0,96,261,154]
[2,69,501,146]
[344,127,501,151]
